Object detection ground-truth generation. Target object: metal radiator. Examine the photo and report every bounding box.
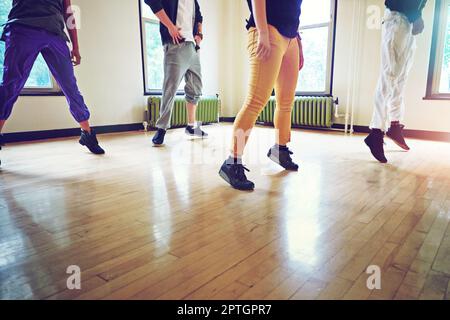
[257,96,335,128]
[146,96,220,128]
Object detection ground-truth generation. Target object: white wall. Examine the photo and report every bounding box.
[2,0,221,134]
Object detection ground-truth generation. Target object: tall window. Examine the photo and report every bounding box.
[0,0,59,93]
[297,0,336,95]
[427,0,450,99]
[140,0,184,94]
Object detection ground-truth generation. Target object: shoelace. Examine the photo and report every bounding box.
[233,164,250,181]
[85,131,99,145]
[280,148,294,162]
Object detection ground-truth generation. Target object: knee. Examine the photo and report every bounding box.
[244,94,271,114]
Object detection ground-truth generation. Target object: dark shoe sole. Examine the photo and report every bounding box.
[219,169,254,191]
[364,139,388,163]
[152,142,165,147]
[387,134,410,151]
[79,141,105,155]
[267,153,299,172]
[185,132,208,139]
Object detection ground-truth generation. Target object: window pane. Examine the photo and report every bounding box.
[297,26,329,93]
[300,0,331,27]
[438,4,450,93]
[0,0,53,89]
[145,21,164,90]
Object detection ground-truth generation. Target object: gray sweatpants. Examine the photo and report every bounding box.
[156,42,203,130]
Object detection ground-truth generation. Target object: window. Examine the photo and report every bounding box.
[426,0,450,99]
[297,0,337,95]
[0,0,59,94]
[139,0,184,94]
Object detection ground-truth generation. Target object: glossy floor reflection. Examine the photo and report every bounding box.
[0,124,449,300]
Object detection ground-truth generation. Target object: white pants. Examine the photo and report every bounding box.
[370,9,417,131]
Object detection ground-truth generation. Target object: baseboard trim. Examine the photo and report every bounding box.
[219,117,236,123]
[231,119,449,143]
[4,121,449,144]
[3,123,144,143]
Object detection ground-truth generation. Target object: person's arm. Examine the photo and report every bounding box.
[145,0,182,44]
[194,0,203,46]
[251,0,271,60]
[297,35,304,71]
[63,0,81,66]
[411,0,427,35]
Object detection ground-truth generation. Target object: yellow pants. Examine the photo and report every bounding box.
[232,25,300,157]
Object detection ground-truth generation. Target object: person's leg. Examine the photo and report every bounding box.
[186,102,196,125]
[366,10,403,163]
[230,27,289,158]
[156,44,190,131]
[219,26,289,191]
[184,46,207,137]
[274,39,299,146]
[269,38,300,171]
[41,35,104,154]
[387,21,416,125]
[0,26,41,132]
[386,22,416,150]
[152,43,190,145]
[40,38,91,125]
[369,11,400,132]
[0,25,41,165]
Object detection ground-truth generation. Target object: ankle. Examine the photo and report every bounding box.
[275,144,288,150]
[227,155,242,165]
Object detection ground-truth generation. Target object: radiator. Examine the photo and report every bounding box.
[146,96,220,128]
[257,96,334,128]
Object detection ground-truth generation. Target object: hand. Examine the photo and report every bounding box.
[71,47,81,66]
[256,30,271,60]
[298,37,304,71]
[412,17,424,35]
[169,24,183,44]
[194,35,202,47]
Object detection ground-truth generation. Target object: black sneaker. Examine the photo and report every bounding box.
[267,145,299,171]
[387,123,410,151]
[185,125,208,138]
[219,159,255,191]
[79,129,105,155]
[365,129,387,163]
[152,128,166,146]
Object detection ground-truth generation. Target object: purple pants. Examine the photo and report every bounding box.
[0,24,90,122]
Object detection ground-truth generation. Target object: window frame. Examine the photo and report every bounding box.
[296,0,338,97]
[425,0,450,100]
[138,0,185,96]
[20,76,62,96]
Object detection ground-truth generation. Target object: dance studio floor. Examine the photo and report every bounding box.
[0,123,449,300]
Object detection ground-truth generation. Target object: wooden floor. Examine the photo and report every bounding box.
[0,124,449,300]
